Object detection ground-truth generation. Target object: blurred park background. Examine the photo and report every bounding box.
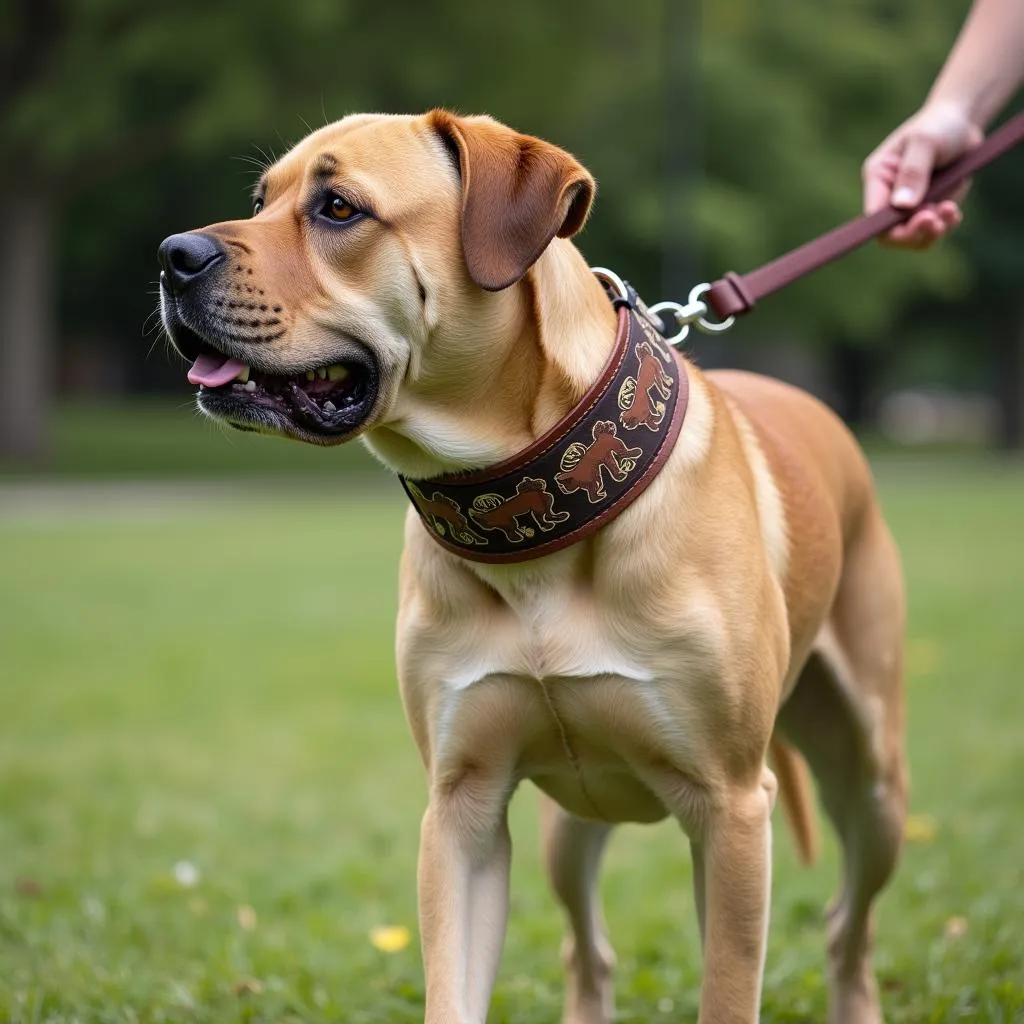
[2,2,1024,1021]
[2,0,1024,470]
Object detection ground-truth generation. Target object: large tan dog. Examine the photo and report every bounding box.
[159,110,906,1024]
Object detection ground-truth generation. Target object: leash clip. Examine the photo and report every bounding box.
[650,283,736,347]
[592,268,736,348]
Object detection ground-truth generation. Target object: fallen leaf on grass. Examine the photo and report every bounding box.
[233,977,264,996]
[944,916,969,939]
[904,814,938,843]
[236,904,257,931]
[370,924,411,953]
[14,878,42,898]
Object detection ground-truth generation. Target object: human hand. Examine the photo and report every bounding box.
[862,101,983,249]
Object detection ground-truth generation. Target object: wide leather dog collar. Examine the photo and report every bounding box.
[399,280,689,563]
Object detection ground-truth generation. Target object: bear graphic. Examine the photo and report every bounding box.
[619,341,674,432]
[406,484,486,545]
[468,477,569,543]
[554,420,644,504]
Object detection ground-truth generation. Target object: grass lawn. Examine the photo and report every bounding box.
[0,402,380,480]
[2,458,1024,1022]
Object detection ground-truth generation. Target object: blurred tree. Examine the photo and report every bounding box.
[3,0,1017,460]
[1,0,61,462]
[695,0,979,424]
[943,110,1024,448]
[1,0,366,461]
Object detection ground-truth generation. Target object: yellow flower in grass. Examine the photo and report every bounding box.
[904,813,938,844]
[370,924,411,953]
[236,904,258,931]
[905,638,941,679]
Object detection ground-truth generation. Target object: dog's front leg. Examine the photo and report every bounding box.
[418,773,513,1024]
[696,769,777,1024]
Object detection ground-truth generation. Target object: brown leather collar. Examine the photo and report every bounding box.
[400,293,688,563]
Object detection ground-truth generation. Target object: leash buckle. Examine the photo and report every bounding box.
[650,283,736,347]
[592,268,737,348]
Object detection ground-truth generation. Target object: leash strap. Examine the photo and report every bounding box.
[706,110,1024,321]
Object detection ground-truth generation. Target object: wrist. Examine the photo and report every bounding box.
[919,94,976,127]
[926,71,1020,130]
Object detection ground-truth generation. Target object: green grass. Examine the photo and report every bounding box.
[0,401,379,479]
[2,459,1024,1022]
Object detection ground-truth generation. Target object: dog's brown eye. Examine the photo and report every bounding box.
[324,196,359,222]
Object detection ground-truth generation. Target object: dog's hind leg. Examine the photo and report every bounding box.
[777,507,907,1024]
[540,795,616,1024]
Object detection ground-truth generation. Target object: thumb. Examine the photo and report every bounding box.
[890,134,938,208]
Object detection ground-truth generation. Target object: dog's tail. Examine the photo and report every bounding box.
[769,737,818,866]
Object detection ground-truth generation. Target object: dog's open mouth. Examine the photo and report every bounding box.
[185,345,379,444]
[161,284,380,444]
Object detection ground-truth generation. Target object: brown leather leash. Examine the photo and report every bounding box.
[699,110,1024,325]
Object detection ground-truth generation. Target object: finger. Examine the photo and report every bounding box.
[880,209,938,248]
[917,226,945,248]
[937,202,962,229]
[891,134,938,207]
[936,201,962,230]
[912,208,959,244]
[884,211,954,250]
[904,220,942,250]
[888,209,934,243]
[863,141,904,214]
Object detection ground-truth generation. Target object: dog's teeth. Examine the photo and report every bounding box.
[323,400,336,414]
[326,364,349,382]
[305,370,315,381]
[317,367,327,380]
[244,380,257,392]
[236,365,250,383]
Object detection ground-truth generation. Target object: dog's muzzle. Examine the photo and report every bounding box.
[158,232,380,445]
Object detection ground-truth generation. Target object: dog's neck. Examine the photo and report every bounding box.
[365,239,617,480]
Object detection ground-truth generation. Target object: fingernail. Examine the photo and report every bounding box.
[892,187,917,207]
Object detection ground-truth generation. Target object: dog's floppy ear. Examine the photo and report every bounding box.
[429,110,596,291]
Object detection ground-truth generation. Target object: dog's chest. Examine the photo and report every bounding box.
[453,566,656,687]
[401,556,731,824]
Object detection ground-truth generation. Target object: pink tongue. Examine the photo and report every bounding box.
[187,354,248,387]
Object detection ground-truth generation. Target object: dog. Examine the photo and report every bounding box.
[159,110,906,1024]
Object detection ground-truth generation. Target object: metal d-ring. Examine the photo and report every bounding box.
[687,283,736,335]
[590,266,629,304]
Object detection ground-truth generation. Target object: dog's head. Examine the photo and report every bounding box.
[158,111,595,448]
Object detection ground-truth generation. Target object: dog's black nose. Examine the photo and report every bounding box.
[158,232,225,294]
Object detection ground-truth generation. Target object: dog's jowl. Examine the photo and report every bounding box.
[160,109,906,1024]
